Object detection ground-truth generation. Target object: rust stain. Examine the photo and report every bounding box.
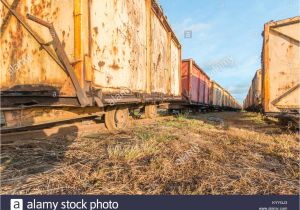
[98,61,105,69]
[278,85,292,91]
[9,21,25,81]
[1,0,21,35]
[29,0,53,20]
[41,67,47,81]
[113,46,118,55]
[157,54,162,68]
[96,46,101,53]
[109,61,121,70]
[62,40,66,49]
[286,44,294,59]
[93,27,98,35]
[61,31,66,48]
[113,0,118,12]
[52,7,59,18]
[125,27,132,45]
[106,75,112,84]
[32,49,38,55]
[62,30,66,49]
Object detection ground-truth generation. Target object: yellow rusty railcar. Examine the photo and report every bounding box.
[262,16,300,115]
[244,69,262,111]
[0,0,181,130]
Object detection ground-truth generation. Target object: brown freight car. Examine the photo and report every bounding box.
[181,59,210,107]
[0,0,182,131]
[180,59,240,112]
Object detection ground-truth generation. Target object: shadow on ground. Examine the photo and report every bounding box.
[0,126,78,194]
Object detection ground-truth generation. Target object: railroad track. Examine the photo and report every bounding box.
[0,114,172,143]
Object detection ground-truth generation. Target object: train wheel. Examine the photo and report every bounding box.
[145,105,157,119]
[105,107,129,131]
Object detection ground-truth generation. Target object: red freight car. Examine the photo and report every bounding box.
[182,59,211,106]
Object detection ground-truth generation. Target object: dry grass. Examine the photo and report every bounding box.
[1,112,299,195]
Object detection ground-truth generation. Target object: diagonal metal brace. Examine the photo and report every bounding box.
[0,0,20,36]
[271,84,300,107]
[26,14,91,107]
[0,0,65,71]
[0,0,91,107]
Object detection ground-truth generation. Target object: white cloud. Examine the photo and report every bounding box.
[175,18,212,35]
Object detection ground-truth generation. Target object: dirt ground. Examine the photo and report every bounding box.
[1,112,299,195]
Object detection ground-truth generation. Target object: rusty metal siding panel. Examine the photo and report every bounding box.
[181,60,190,99]
[249,86,253,107]
[252,69,262,107]
[264,17,300,112]
[170,40,180,96]
[182,59,211,105]
[90,0,147,93]
[223,91,229,107]
[197,65,210,105]
[1,0,182,102]
[198,72,204,103]
[151,11,169,94]
[1,0,76,96]
[205,77,209,104]
[212,82,223,106]
[191,65,200,103]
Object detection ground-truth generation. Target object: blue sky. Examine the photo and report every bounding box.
[159,0,299,103]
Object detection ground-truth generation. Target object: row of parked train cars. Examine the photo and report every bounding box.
[0,0,240,132]
[243,16,299,124]
[181,59,240,111]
